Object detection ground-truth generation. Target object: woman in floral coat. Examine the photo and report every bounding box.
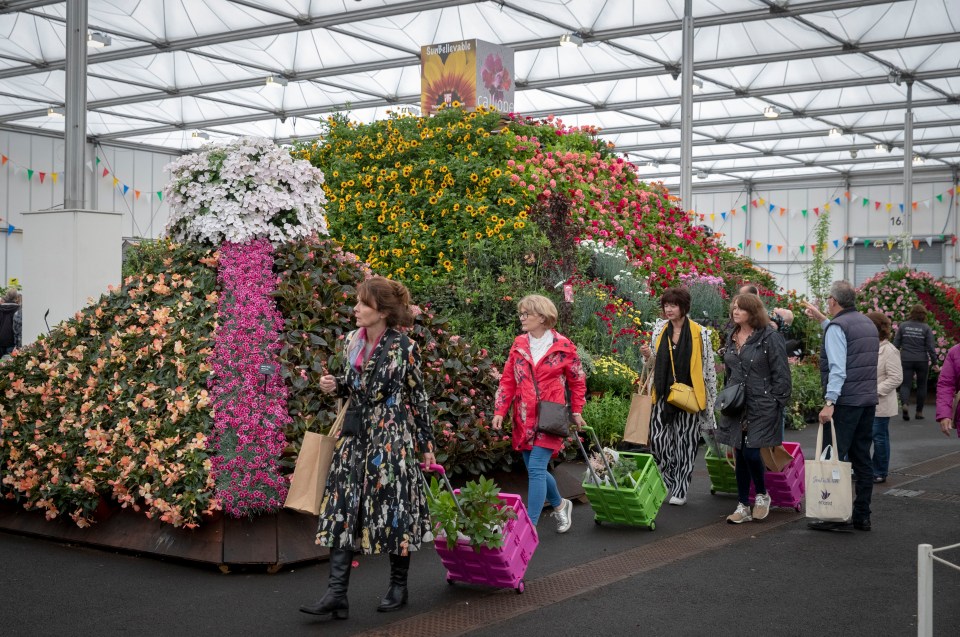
[301,277,435,620]
[492,294,587,533]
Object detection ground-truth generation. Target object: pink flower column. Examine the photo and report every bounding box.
[208,238,291,517]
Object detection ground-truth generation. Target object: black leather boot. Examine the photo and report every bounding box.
[377,553,410,612]
[299,548,353,619]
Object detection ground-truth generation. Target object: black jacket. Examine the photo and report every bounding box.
[894,320,936,364]
[717,325,791,449]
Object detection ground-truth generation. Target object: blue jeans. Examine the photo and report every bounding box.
[522,446,561,526]
[871,416,890,478]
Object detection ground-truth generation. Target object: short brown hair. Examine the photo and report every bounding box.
[518,294,558,329]
[357,276,414,328]
[907,303,927,322]
[867,311,891,341]
[660,288,691,316]
[731,294,770,329]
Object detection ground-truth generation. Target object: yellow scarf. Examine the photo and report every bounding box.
[651,320,707,411]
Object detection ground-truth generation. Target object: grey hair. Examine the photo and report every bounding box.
[829,280,856,309]
[2,288,18,303]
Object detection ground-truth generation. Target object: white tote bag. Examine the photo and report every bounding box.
[804,419,853,522]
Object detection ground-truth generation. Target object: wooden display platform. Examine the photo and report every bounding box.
[0,501,328,571]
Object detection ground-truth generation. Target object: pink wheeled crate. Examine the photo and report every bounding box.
[749,441,805,511]
[433,491,538,593]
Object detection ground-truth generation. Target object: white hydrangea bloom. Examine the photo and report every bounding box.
[163,137,328,245]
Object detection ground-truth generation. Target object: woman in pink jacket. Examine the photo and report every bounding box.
[492,294,587,532]
[935,343,960,437]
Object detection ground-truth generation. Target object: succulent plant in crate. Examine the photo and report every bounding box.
[426,475,517,551]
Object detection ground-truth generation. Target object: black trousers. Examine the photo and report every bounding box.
[899,360,930,412]
[824,405,875,522]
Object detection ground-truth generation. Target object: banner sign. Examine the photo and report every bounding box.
[421,39,514,115]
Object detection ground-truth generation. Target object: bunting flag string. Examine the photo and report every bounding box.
[0,152,164,201]
[697,184,958,221]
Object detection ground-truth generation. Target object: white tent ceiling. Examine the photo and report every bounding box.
[0,0,957,190]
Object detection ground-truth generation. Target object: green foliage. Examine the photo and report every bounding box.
[786,363,822,430]
[426,474,517,551]
[581,394,632,447]
[588,356,638,397]
[685,280,730,328]
[272,238,513,476]
[806,211,833,308]
[122,238,176,279]
[610,456,640,487]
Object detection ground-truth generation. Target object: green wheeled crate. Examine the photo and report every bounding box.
[576,427,667,530]
[704,446,738,495]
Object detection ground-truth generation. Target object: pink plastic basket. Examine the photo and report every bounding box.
[433,492,538,593]
[749,441,805,511]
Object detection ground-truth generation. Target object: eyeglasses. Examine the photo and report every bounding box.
[518,312,534,320]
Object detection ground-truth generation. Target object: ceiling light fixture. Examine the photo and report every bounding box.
[875,143,890,154]
[265,75,289,88]
[47,106,65,117]
[87,31,111,48]
[559,32,584,48]
[763,106,780,119]
[696,170,708,179]
[828,127,842,138]
[692,78,704,92]
[912,155,925,165]
[191,131,210,140]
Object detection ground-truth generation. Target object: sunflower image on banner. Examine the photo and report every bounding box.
[421,39,478,115]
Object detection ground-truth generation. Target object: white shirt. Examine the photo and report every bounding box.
[528,331,554,365]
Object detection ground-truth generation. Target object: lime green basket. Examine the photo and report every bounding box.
[704,446,738,495]
[577,427,667,531]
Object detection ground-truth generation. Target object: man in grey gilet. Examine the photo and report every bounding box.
[803,281,879,532]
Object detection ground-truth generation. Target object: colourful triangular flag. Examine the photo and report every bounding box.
[801,209,808,217]
[844,191,851,200]
[51,173,58,184]
[122,184,129,195]
[899,203,904,213]
[759,198,766,206]
[814,207,820,215]
[751,199,758,208]
[926,237,933,247]
[134,190,141,200]
[112,177,119,187]
[937,194,943,203]
[912,202,918,210]
[799,245,806,254]
[834,197,841,205]
[833,239,839,248]
[875,201,881,210]
[767,244,772,253]
[776,245,783,254]
[156,191,163,201]
[886,203,892,211]
[102,167,109,177]
[0,155,7,165]
[721,212,727,221]
[864,239,871,247]
[737,242,743,250]
[825,203,831,211]
[913,239,921,249]
[26,169,33,180]
[741,204,747,212]
[768,203,775,213]
[779,207,786,216]
[862,197,869,206]
[38,172,45,184]
[96,157,100,165]
[6,224,14,235]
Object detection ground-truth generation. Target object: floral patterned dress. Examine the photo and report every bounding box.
[315,328,435,556]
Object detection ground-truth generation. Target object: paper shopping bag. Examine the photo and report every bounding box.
[623,373,653,445]
[761,445,794,472]
[284,401,348,515]
[804,420,852,522]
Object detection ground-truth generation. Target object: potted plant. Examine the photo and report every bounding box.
[426,475,516,551]
[424,473,538,593]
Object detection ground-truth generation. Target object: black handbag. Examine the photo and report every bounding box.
[715,382,746,417]
[714,333,759,418]
[530,363,572,437]
[341,332,396,437]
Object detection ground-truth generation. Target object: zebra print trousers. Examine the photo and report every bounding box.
[649,398,701,500]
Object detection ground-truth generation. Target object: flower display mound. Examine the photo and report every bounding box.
[0,241,219,528]
[274,237,511,477]
[296,107,767,296]
[858,268,957,367]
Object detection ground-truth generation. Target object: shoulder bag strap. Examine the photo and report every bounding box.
[667,333,678,383]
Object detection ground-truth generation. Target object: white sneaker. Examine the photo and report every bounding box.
[668,495,687,506]
[727,502,752,524]
[753,493,771,521]
[553,498,573,533]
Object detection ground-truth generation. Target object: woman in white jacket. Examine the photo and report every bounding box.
[867,312,903,484]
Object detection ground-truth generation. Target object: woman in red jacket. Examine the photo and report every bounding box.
[491,294,587,532]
